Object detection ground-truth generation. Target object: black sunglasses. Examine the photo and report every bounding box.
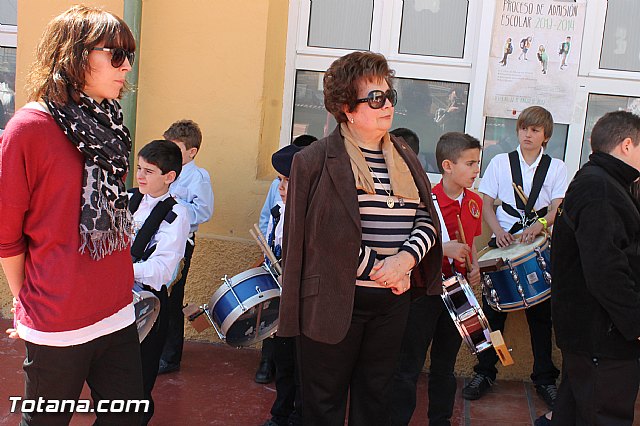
[355,89,397,109]
[91,47,135,68]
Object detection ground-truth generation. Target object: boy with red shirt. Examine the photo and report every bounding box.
[389,131,482,426]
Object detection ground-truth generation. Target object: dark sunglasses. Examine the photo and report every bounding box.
[91,47,135,68]
[355,89,397,109]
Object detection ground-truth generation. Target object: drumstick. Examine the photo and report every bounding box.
[511,182,528,205]
[249,227,277,268]
[250,224,282,275]
[456,215,473,272]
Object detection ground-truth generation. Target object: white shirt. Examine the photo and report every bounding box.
[170,160,214,233]
[132,192,190,291]
[479,147,568,233]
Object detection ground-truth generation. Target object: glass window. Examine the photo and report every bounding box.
[399,0,468,58]
[581,93,640,167]
[600,0,640,72]
[393,78,469,173]
[481,118,568,175]
[308,0,373,51]
[0,46,16,130]
[0,0,17,26]
[291,72,469,175]
[292,70,337,140]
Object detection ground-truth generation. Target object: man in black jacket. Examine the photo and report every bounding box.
[551,110,640,425]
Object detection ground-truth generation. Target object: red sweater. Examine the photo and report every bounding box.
[432,183,483,277]
[0,108,133,332]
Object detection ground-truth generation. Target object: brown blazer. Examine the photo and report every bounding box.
[278,126,443,344]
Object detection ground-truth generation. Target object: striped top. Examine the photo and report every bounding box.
[356,148,437,280]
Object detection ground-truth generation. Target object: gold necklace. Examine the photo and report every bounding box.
[367,164,395,208]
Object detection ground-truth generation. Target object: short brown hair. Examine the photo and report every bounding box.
[323,52,395,123]
[516,106,554,146]
[163,119,203,151]
[590,110,640,154]
[436,132,482,174]
[26,5,135,105]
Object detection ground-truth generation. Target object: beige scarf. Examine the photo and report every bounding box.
[341,123,419,199]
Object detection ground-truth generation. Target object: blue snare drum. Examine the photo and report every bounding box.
[478,235,552,312]
[207,266,281,347]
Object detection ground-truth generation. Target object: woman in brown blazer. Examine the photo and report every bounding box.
[278,52,443,425]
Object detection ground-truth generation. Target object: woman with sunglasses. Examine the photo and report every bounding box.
[0,6,142,425]
[278,51,442,425]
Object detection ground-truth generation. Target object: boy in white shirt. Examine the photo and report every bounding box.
[159,120,214,374]
[463,106,567,409]
[129,139,190,425]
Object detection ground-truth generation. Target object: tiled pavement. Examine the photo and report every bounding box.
[1,319,638,425]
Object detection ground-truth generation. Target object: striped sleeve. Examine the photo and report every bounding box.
[356,243,377,280]
[400,205,437,265]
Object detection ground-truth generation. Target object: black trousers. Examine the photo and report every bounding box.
[298,287,410,426]
[552,352,640,426]
[388,295,462,426]
[269,336,302,426]
[160,236,196,367]
[21,323,143,426]
[474,296,559,384]
[140,286,170,426]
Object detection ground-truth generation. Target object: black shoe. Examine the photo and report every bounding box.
[254,358,275,384]
[534,413,552,426]
[158,360,180,375]
[536,384,558,410]
[462,373,493,400]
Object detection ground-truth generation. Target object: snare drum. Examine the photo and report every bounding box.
[441,274,493,355]
[133,290,160,342]
[208,265,280,347]
[478,235,552,312]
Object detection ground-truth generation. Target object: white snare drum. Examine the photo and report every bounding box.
[133,290,160,342]
[441,274,493,355]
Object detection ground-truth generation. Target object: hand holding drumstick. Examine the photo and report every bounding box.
[456,215,481,286]
[512,183,546,243]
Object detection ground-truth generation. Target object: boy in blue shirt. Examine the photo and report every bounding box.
[159,119,214,373]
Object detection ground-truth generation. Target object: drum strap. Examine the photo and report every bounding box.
[128,188,178,262]
[432,194,454,267]
[502,150,551,234]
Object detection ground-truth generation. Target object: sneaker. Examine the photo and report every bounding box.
[535,384,558,410]
[158,360,180,375]
[254,358,275,384]
[462,373,493,400]
[534,412,552,426]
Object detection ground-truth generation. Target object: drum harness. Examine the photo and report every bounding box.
[501,150,552,236]
[128,188,178,265]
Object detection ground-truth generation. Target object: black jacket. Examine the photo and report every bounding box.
[551,152,640,359]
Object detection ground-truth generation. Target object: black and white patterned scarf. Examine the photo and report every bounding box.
[44,92,133,260]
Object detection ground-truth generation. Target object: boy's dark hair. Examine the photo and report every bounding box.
[516,106,554,146]
[590,111,640,154]
[435,132,482,174]
[292,134,318,147]
[391,128,419,155]
[138,139,183,178]
[163,119,203,151]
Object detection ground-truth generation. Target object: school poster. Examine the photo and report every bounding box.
[484,0,586,124]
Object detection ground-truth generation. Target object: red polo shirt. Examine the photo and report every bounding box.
[432,182,483,277]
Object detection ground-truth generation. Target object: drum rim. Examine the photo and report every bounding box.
[478,235,549,266]
[132,290,160,342]
[215,289,281,346]
[485,288,551,311]
[441,275,492,355]
[208,266,274,310]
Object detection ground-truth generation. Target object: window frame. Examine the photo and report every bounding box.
[280,0,640,184]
